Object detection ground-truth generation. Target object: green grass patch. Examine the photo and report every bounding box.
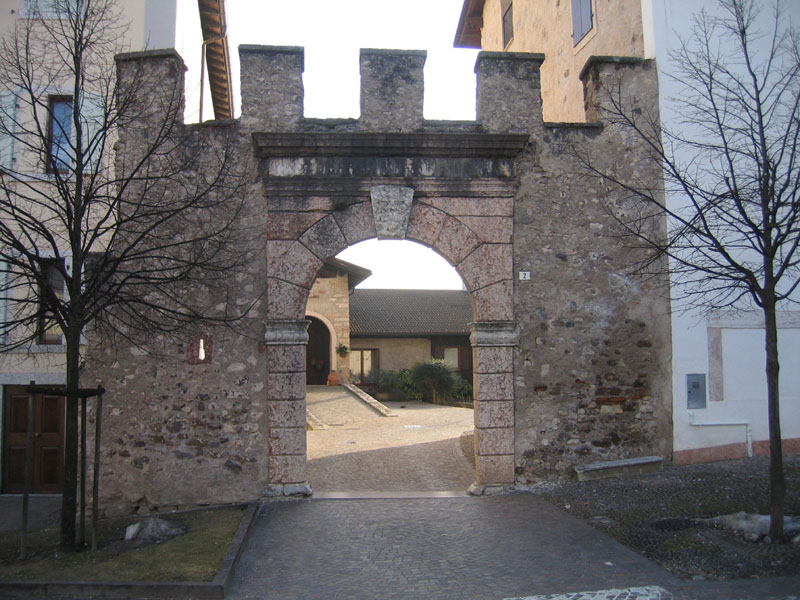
[0,505,245,583]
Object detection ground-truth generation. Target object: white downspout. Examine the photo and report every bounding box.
[688,413,753,457]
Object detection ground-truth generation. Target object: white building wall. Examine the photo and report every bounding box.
[646,0,800,462]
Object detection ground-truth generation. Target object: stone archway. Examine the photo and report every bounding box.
[263,172,522,492]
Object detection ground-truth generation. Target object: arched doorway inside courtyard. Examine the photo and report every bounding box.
[306,316,332,385]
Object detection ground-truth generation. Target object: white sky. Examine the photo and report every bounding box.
[225,0,477,290]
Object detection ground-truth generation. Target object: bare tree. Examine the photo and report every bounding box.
[0,0,251,548]
[579,0,800,541]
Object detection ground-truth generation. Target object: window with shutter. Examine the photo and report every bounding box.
[46,96,73,174]
[571,0,594,46]
[79,93,105,172]
[502,1,514,49]
[37,257,65,345]
[22,0,62,18]
[0,92,15,172]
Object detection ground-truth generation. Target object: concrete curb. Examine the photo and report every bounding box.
[0,502,259,600]
[342,383,398,417]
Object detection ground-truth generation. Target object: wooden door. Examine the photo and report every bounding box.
[2,386,65,493]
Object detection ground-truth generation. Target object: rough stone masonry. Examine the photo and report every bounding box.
[86,46,672,515]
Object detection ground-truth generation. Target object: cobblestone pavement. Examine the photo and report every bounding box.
[227,494,800,600]
[227,494,682,600]
[306,386,475,492]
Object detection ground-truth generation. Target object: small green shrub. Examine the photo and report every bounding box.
[376,369,423,401]
[448,373,473,403]
[410,360,455,403]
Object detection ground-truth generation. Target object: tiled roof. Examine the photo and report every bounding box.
[350,289,473,337]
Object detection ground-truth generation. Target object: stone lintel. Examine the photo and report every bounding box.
[251,131,529,159]
[264,177,519,200]
[264,319,310,346]
[470,321,520,347]
[371,185,414,239]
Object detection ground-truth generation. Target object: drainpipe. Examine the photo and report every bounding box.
[688,413,753,457]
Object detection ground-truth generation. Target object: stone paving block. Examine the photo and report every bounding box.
[267,400,306,428]
[475,372,514,401]
[267,211,326,240]
[475,426,514,455]
[458,243,513,291]
[474,400,514,428]
[436,213,481,266]
[475,346,514,374]
[458,215,513,243]
[407,202,448,248]
[268,426,306,455]
[266,345,305,373]
[268,454,306,484]
[334,201,378,245]
[426,196,514,217]
[476,453,515,483]
[473,279,514,321]
[226,495,684,600]
[299,214,348,260]
[267,240,323,288]
[267,371,306,400]
[266,277,308,320]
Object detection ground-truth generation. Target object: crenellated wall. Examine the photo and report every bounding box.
[86,43,671,514]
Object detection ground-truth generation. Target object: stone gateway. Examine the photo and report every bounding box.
[88,46,671,514]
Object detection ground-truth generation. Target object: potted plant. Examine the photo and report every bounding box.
[336,344,350,357]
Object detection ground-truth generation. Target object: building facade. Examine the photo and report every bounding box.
[0,0,230,494]
[78,44,672,514]
[455,0,800,464]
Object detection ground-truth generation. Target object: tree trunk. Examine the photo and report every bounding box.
[763,300,785,541]
[60,327,81,549]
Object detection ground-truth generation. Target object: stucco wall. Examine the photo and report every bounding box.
[350,337,432,373]
[306,273,351,378]
[480,0,645,122]
[649,0,800,462]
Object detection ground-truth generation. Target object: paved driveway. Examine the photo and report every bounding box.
[306,386,475,492]
[226,494,683,600]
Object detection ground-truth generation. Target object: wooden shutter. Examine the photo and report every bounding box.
[0,92,15,171]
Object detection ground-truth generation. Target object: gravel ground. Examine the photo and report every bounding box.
[527,454,800,581]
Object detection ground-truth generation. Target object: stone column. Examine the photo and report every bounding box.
[263,319,312,496]
[470,321,520,490]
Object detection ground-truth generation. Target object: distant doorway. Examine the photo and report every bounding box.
[2,385,65,493]
[306,317,332,385]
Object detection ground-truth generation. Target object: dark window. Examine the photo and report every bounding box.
[572,0,593,46]
[349,348,379,385]
[502,1,514,48]
[37,257,64,345]
[47,96,72,173]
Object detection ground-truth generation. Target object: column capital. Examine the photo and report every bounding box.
[264,319,310,346]
[470,321,520,347]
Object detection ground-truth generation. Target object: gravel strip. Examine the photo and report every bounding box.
[525,454,800,580]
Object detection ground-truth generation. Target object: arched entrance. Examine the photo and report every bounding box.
[305,317,331,385]
[263,180,521,493]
